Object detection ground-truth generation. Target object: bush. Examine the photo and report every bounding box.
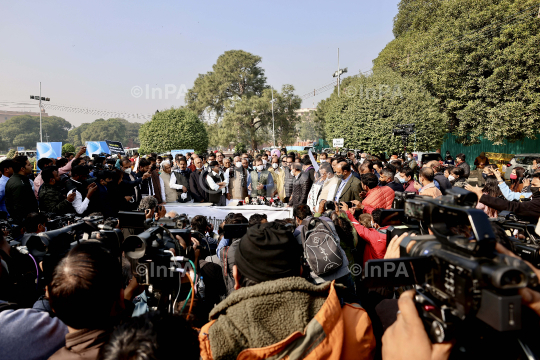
[139,107,208,154]
[233,143,247,154]
[6,149,16,159]
[62,143,76,155]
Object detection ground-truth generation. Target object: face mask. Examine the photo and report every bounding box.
[380,180,388,186]
[448,175,455,182]
[510,174,517,180]
[482,173,488,180]
[398,176,407,184]
[531,187,539,195]
[196,166,202,170]
[213,170,220,176]
[320,159,326,163]
[235,162,242,168]
[336,174,344,179]
[124,168,131,175]
[257,165,264,171]
[272,163,278,169]
[262,159,267,165]
[291,170,295,177]
[370,221,374,228]
[408,157,412,161]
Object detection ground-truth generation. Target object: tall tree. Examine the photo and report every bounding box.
[186,50,268,118]
[323,68,448,154]
[375,0,540,145]
[0,115,72,150]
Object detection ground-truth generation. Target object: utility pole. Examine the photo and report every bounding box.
[332,48,348,96]
[271,88,276,148]
[45,132,50,142]
[30,82,50,142]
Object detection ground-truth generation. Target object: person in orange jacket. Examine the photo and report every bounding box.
[199,222,376,360]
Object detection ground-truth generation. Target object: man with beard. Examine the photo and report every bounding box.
[170,157,192,203]
[225,156,250,203]
[38,166,76,215]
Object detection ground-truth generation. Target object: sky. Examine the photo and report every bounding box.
[0,0,400,127]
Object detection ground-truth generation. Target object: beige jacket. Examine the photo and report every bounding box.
[420,182,442,199]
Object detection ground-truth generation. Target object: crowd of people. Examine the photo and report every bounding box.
[0,146,540,360]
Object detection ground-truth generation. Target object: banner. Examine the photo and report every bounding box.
[171,149,195,158]
[105,140,125,156]
[17,146,25,151]
[86,141,111,156]
[164,203,293,230]
[37,142,62,160]
[36,142,62,170]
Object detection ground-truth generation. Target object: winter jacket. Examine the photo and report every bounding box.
[346,210,388,263]
[457,161,471,178]
[362,186,395,214]
[452,177,469,189]
[419,182,443,199]
[434,172,452,195]
[38,183,74,215]
[290,171,313,207]
[199,277,375,360]
[5,174,39,223]
[283,167,295,198]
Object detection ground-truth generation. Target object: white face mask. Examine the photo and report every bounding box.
[213,170,220,176]
[272,163,278,169]
[124,168,131,175]
[320,159,326,163]
[448,175,455,182]
[235,162,242,168]
[262,159,267,165]
[257,165,264,171]
[291,170,295,177]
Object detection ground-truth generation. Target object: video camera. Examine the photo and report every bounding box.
[363,188,539,345]
[392,124,415,136]
[492,211,540,268]
[122,224,193,312]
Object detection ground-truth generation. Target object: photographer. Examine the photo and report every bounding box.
[38,166,76,215]
[341,204,388,263]
[468,172,540,220]
[48,242,125,360]
[471,167,532,201]
[98,312,199,360]
[190,215,218,256]
[66,165,99,216]
[199,221,375,360]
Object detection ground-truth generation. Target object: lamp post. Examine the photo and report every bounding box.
[271,88,276,148]
[332,48,348,96]
[30,82,50,142]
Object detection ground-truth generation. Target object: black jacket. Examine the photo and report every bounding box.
[290,171,313,207]
[479,192,540,221]
[385,181,404,192]
[5,174,39,223]
[189,169,208,202]
[434,173,452,195]
[457,162,471,178]
[38,183,74,215]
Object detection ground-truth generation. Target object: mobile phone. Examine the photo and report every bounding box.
[69,189,76,195]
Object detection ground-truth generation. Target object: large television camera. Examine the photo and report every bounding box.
[363,188,539,346]
[392,123,415,136]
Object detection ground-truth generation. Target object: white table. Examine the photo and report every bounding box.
[164,203,293,228]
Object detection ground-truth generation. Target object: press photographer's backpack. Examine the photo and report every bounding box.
[300,217,343,276]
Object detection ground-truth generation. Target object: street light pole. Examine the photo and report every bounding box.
[39,82,42,142]
[30,83,50,143]
[332,49,348,97]
[271,88,276,148]
[338,48,341,97]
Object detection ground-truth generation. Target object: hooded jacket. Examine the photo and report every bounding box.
[199,277,375,360]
